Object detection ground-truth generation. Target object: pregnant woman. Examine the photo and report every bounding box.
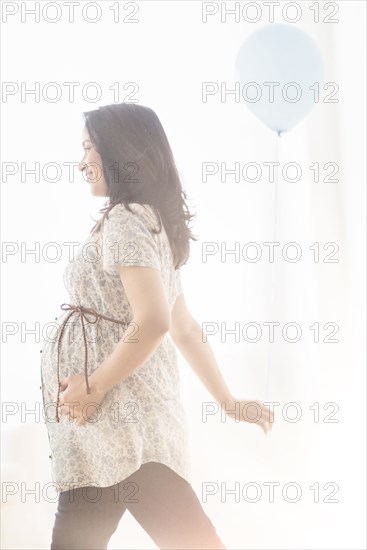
[40,103,273,550]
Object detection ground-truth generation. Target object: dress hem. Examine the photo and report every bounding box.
[53,456,192,494]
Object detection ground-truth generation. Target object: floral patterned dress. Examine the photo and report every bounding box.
[40,202,191,493]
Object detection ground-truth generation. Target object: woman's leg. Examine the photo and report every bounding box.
[50,483,128,550]
[124,462,227,550]
[50,462,226,550]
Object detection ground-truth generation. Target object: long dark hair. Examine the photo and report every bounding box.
[82,103,198,269]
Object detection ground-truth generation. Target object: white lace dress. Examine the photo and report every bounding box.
[40,202,191,493]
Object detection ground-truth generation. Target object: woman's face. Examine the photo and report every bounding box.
[79,127,107,196]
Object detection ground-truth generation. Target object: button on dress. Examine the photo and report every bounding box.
[40,202,191,493]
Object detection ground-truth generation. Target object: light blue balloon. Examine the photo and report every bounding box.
[235,24,325,134]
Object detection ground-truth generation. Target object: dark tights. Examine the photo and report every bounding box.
[50,462,226,550]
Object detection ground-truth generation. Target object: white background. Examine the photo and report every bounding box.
[1,1,366,549]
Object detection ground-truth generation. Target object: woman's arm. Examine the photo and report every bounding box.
[90,264,171,395]
[169,293,233,407]
[169,293,274,433]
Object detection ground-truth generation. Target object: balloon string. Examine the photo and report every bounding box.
[265,132,281,402]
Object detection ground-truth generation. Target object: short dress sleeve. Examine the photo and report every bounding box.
[101,203,161,274]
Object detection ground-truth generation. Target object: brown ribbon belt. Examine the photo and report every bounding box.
[55,303,126,422]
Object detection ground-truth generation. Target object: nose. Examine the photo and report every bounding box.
[78,160,86,172]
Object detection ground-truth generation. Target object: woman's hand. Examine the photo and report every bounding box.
[221,397,274,434]
[56,374,107,427]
